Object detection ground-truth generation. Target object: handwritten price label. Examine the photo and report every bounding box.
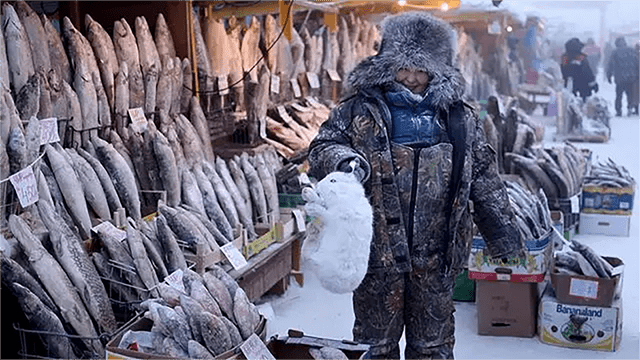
[327,69,341,82]
[221,242,248,271]
[240,334,276,360]
[306,72,320,89]
[218,75,230,96]
[39,118,60,145]
[164,269,186,293]
[8,166,38,207]
[290,78,302,98]
[92,221,127,242]
[128,108,147,134]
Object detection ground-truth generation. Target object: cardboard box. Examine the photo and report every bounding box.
[538,287,622,352]
[106,314,267,360]
[551,256,624,307]
[264,330,370,360]
[581,184,634,215]
[551,210,564,236]
[476,280,544,337]
[468,231,552,282]
[578,213,631,237]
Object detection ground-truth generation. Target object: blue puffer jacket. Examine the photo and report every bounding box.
[384,83,444,147]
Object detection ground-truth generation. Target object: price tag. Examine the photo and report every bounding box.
[221,242,248,270]
[164,269,186,293]
[306,72,320,89]
[290,103,309,113]
[298,172,311,186]
[569,278,599,299]
[305,96,322,108]
[218,75,229,96]
[128,108,147,134]
[239,333,276,360]
[270,74,280,94]
[259,117,267,139]
[276,105,292,124]
[327,69,341,82]
[570,194,580,213]
[8,166,38,207]
[92,221,127,242]
[496,273,511,281]
[290,78,302,98]
[291,209,307,232]
[39,118,60,145]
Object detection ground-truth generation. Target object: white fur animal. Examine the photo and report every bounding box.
[301,171,373,294]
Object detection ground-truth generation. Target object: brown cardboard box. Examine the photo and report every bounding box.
[476,280,543,337]
[551,256,624,307]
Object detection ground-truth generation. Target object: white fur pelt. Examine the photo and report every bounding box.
[301,171,373,294]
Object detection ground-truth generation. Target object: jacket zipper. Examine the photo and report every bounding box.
[407,148,421,252]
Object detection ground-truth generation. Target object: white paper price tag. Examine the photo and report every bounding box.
[291,209,306,232]
[221,242,248,270]
[39,118,60,145]
[270,74,280,94]
[305,96,322,108]
[218,75,229,95]
[259,117,267,139]
[569,278,599,299]
[290,78,302,98]
[239,333,276,360]
[570,194,580,213]
[290,103,309,113]
[8,166,38,207]
[306,72,320,89]
[92,221,127,242]
[164,269,187,294]
[298,172,311,186]
[128,108,147,134]
[496,273,511,281]
[327,69,341,82]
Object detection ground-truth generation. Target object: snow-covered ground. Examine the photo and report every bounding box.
[258,74,640,359]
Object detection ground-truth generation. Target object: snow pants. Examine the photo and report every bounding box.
[352,257,457,360]
[614,81,634,116]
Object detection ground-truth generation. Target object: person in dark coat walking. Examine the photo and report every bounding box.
[307,12,524,359]
[606,36,639,116]
[561,38,598,101]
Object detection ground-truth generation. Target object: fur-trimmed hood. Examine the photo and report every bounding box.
[346,12,465,110]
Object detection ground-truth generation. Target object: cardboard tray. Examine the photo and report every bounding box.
[105,313,267,360]
[264,329,370,360]
[551,256,624,307]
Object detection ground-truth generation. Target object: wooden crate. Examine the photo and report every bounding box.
[183,228,245,274]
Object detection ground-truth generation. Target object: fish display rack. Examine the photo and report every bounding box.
[180,225,246,274]
[13,323,108,360]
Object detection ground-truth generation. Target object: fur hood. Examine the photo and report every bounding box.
[346,12,465,110]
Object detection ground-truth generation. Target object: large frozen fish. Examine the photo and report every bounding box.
[153,128,181,207]
[254,153,280,222]
[15,1,50,74]
[197,311,233,356]
[37,71,53,119]
[113,18,144,108]
[216,156,256,239]
[157,305,192,352]
[59,78,83,146]
[1,252,58,314]
[2,3,35,94]
[62,17,98,143]
[143,121,163,192]
[23,116,40,168]
[38,200,117,333]
[201,160,239,231]
[93,136,141,221]
[175,113,205,167]
[8,282,78,359]
[192,8,212,100]
[202,271,234,321]
[45,144,92,239]
[0,25,10,90]
[228,156,253,221]
[171,56,183,116]
[126,222,160,297]
[66,148,111,220]
[178,203,221,252]
[226,16,245,111]
[85,14,119,112]
[240,153,269,223]
[7,123,27,175]
[42,14,72,85]
[190,277,222,317]
[165,123,187,170]
[337,16,355,82]
[241,16,263,82]
[188,340,215,360]
[15,73,40,120]
[77,147,122,215]
[180,58,193,114]
[114,62,130,139]
[155,57,173,114]
[155,212,188,272]
[136,16,161,114]
[181,167,207,216]
[191,163,233,244]
[154,13,176,65]
[91,251,139,304]
[9,215,102,354]
[188,96,215,162]
[233,287,261,340]
[158,202,209,251]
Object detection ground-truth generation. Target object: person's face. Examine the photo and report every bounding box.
[395,69,429,94]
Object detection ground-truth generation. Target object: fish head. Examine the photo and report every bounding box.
[113,20,127,38]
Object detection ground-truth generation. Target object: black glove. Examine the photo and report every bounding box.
[608,77,612,84]
[337,158,366,182]
[592,83,599,93]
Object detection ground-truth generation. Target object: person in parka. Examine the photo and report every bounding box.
[307,12,525,359]
[561,37,598,101]
[606,37,639,116]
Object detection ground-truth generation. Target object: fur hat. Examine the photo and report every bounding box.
[347,12,465,109]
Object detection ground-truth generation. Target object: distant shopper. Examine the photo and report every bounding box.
[606,37,639,116]
[561,38,598,101]
[583,38,602,76]
[632,44,640,116]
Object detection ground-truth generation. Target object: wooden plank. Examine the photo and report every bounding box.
[166,1,191,59]
[280,0,293,41]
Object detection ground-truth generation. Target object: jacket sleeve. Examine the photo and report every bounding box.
[307,100,371,182]
[468,112,524,259]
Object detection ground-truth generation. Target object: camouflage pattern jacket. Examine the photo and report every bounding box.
[308,86,524,277]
